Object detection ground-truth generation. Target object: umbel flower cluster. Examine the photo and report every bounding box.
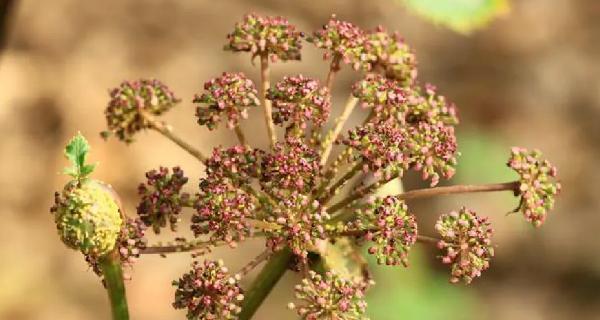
[50,13,562,320]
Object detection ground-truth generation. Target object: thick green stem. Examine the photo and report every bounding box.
[99,252,129,320]
[239,249,293,320]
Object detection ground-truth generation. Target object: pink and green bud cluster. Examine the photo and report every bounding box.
[289,270,370,320]
[353,196,417,266]
[192,179,255,247]
[352,75,458,128]
[405,84,458,126]
[435,207,494,284]
[173,259,244,320]
[309,17,418,84]
[508,147,561,227]
[118,218,147,269]
[404,121,458,186]
[265,193,328,260]
[194,72,260,130]
[205,145,262,185]
[363,26,417,85]
[352,74,409,119]
[260,137,322,196]
[104,79,180,143]
[137,166,191,234]
[225,13,304,62]
[268,75,331,130]
[343,121,407,179]
[308,15,369,71]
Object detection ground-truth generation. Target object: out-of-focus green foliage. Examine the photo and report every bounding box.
[455,128,516,183]
[399,0,510,34]
[366,248,479,320]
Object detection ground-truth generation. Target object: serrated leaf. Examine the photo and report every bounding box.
[63,132,96,180]
[401,0,510,34]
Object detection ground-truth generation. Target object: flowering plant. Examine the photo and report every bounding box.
[50,13,561,320]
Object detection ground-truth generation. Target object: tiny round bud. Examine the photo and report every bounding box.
[51,180,123,256]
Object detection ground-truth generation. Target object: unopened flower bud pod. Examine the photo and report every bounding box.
[51,180,123,257]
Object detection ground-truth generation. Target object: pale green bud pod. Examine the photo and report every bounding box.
[52,180,123,257]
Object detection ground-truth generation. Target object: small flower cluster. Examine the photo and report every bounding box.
[404,121,458,186]
[194,72,260,130]
[205,145,262,184]
[352,74,409,119]
[225,13,304,62]
[173,259,244,320]
[363,26,417,85]
[353,196,418,266]
[404,84,458,126]
[435,208,494,284]
[308,15,368,70]
[508,147,561,227]
[137,166,191,234]
[343,120,457,186]
[192,178,255,247]
[268,75,331,130]
[260,137,322,195]
[309,16,418,83]
[343,121,406,179]
[265,193,329,260]
[118,218,147,269]
[104,79,180,143]
[289,271,370,320]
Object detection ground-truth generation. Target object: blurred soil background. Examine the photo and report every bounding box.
[0,0,599,319]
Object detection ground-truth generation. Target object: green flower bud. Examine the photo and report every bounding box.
[52,180,123,257]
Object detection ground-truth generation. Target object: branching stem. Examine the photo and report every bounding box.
[260,54,277,148]
[143,114,207,162]
[239,249,293,320]
[234,125,248,146]
[320,95,358,165]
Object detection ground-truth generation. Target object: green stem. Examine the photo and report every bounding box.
[239,248,293,320]
[99,252,129,320]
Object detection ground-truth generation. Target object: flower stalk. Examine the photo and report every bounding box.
[99,251,130,320]
[238,249,293,320]
[260,54,277,148]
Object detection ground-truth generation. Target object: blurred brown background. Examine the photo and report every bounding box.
[0,0,599,319]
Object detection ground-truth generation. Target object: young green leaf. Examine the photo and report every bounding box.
[400,0,510,34]
[63,132,96,180]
